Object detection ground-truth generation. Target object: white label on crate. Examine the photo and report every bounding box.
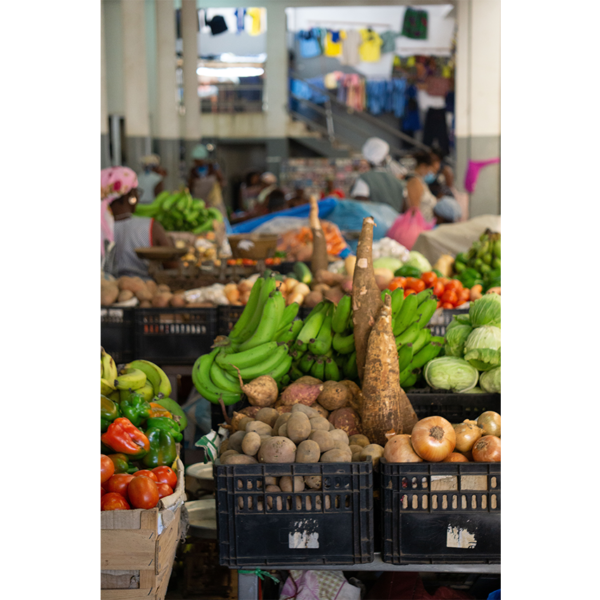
[289,519,319,549]
[446,526,477,549]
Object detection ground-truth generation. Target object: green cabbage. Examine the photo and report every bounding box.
[469,294,501,328]
[479,366,501,393]
[463,387,486,394]
[373,257,404,272]
[403,251,432,273]
[445,324,473,357]
[424,357,479,392]
[463,325,501,371]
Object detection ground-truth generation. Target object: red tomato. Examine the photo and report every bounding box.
[133,470,158,482]
[444,279,463,292]
[438,277,450,287]
[406,278,426,293]
[157,483,174,499]
[442,302,455,309]
[388,277,406,291]
[432,281,445,298]
[152,466,178,489]
[404,289,417,298]
[128,476,160,510]
[437,300,443,309]
[101,487,106,497]
[421,272,438,288]
[441,290,458,305]
[459,288,470,302]
[227,259,236,266]
[101,492,130,511]
[264,258,274,265]
[105,474,134,497]
[101,454,115,484]
[242,258,255,266]
[455,298,467,307]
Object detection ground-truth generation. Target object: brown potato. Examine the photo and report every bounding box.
[230,411,250,432]
[273,413,292,435]
[264,476,278,486]
[170,293,186,307]
[359,444,385,468]
[157,284,171,294]
[227,430,246,453]
[219,450,239,462]
[291,403,319,419]
[308,430,334,453]
[303,290,323,308]
[320,449,351,463]
[352,451,362,462]
[333,440,352,454]
[304,475,322,490]
[341,380,363,412]
[317,381,351,411]
[309,416,330,431]
[238,417,255,433]
[265,485,281,493]
[223,454,257,465]
[117,290,134,302]
[296,440,321,463]
[135,287,153,302]
[329,429,349,446]
[117,276,133,291]
[152,292,172,308]
[255,407,279,428]
[146,280,157,296]
[349,434,370,448]
[246,421,272,437]
[241,432,261,456]
[257,437,297,463]
[312,403,330,419]
[349,444,363,455]
[279,476,305,492]
[101,281,119,306]
[328,407,361,437]
[139,300,152,308]
[286,412,311,444]
[219,440,229,456]
[240,406,261,419]
[278,423,288,438]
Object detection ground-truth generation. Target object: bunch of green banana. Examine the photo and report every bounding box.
[192,275,298,404]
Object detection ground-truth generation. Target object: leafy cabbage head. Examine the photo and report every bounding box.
[479,366,501,393]
[469,294,501,328]
[445,324,473,357]
[403,251,432,273]
[463,325,501,371]
[424,357,479,392]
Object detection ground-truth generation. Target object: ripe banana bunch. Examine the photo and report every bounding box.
[192,275,298,405]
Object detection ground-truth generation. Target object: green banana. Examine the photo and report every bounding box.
[308,313,333,355]
[280,374,291,386]
[275,319,303,344]
[402,371,418,388]
[415,288,434,306]
[332,330,355,355]
[325,358,341,381]
[410,341,443,370]
[395,321,422,347]
[415,298,438,329]
[128,359,171,398]
[343,351,358,380]
[101,348,118,383]
[210,363,242,394]
[331,294,352,334]
[120,382,154,403]
[216,341,279,372]
[266,353,293,382]
[381,289,392,304]
[397,343,414,372]
[278,302,300,331]
[237,291,285,352]
[400,365,417,386]
[114,367,147,391]
[393,293,419,336]
[299,352,316,374]
[411,328,432,355]
[310,357,325,380]
[391,287,405,316]
[333,352,345,369]
[192,350,241,405]
[101,378,115,396]
[431,336,445,345]
[228,278,263,341]
[294,302,329,351]
[290,365,304,381]
[235,344,289,380]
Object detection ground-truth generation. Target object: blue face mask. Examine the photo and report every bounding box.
[423,172,436,184]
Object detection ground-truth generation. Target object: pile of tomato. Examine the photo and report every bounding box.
[226,257,284,267]
[388,271,471,309]
[101,455,177,511]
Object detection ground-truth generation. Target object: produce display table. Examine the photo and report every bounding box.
[236,555,501,599]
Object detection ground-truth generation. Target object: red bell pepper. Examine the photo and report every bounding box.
[101,417,150,459]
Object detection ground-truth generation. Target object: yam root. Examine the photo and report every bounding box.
[352,217,382,382]
[360,295,404,446]
[309,195,329,275]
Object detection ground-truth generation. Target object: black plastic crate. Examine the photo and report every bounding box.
[101,307,135,365]
[217,305,245,337]
[215,461,374,567]
[406,392,501,423]
[135,307,217,365]
[380,460,500,564]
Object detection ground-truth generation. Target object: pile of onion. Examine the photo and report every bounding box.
[383,434,423,463]
[410,416,456,462]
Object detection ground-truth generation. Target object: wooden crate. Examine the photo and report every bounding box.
[101,459,186,599]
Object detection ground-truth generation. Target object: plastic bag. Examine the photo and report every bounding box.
[387,208,435,250]
[280,570,361,600]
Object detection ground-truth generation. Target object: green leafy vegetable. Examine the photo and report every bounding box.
[403,251,432,273]
[424,357,479,393]
[463,325,501,371]
[469,294,501,328]
[445,324,473,357]
[479,366,501,393]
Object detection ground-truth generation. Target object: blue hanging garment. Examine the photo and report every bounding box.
[402,84,421,131]
[234,8,246,33]
[298,29,322,58]
[392,78,407,118]
[305,76,329,104]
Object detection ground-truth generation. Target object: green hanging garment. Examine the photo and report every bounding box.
[401,8,428,40]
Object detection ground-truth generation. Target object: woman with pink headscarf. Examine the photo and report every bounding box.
[101,166,173,279]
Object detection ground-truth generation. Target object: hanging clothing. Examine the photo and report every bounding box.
[113,216,154,280]
[401,84,421,132]
[340,29,361,66]
[234,8,246,33]
[359,29,383,62]
[207,15,228,35]
[298,29,322,58]
[464,158,500,194]
[324,30,345,57]
[401,8,428,40]
[380,30,400,53]
[246,7,263,36]
[422,108,450,157]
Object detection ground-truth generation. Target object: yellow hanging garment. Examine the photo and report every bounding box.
[358,29,383,62]
[324,31,346,57]
[247,7,264,36]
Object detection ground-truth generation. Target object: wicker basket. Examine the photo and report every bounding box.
[227,234,278,260]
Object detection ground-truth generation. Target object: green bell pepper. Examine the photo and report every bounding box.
[146,417,183,443]
[120,394,151,427]
[455,252,467,264]
[142,427,177,469]
[101,395,120,432]
[453,261,466,274]
[107,453,139,474]
[432,269,443,278]
[395,265,422,278]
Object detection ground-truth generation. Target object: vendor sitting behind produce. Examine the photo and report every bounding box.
[350,137,406,212]
[101,167,176,280]
[137,154,167,204]
[403,151,438,222]
[433,196,462,225]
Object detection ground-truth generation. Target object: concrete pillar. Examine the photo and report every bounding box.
[101,2,110,168]
[182,0,201,168]
[154,0,181,190]
[122,0,151,169]
[455,0,501,217]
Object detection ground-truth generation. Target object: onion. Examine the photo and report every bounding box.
[443,452,469,463]
[383,434,423,463]
[411,416,456,462]
[477,411,501,437]
[453,422,483,453]
[458,450,474,462]
[472,435,501,462]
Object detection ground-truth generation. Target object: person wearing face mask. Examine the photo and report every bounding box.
[403,151,438,222]
[101,167,175,280]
